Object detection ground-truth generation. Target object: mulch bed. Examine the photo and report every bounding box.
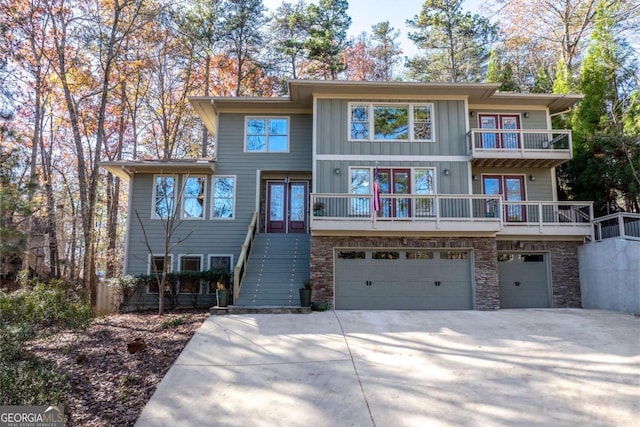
[28,310,210,426]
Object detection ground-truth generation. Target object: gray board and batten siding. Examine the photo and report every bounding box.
[316,160,469,195]
[314,99,471,195]
[125,113,313,276]
[469,109,549,130]
[316,99,469,156]
[471,167,555,201]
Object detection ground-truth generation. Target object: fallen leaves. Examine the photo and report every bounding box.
[28,310,209,426]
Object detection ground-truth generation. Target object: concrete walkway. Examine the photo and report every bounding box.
[135,310,640,427]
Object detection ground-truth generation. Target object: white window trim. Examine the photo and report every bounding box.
[208,254,234,294]
[475,112,523,128]
[347,102,435,143]
[413,168,437,195]
[244,116,290,153]
[208,254,234,271]
[347,166,439,195]
[177,254,204,294]
[147,254,174,294]
[348,166,373,216]
[181,175,207,220]
[151,174,177,220]
[211,175,237,220]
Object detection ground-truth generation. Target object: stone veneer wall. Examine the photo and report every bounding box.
[310,236,499,310]
[497,240,582,308]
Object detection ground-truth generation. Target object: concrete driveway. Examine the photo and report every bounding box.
[135,310,639,427]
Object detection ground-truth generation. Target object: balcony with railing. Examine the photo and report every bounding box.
[311,194,593,236]
[592,212,640,241]
[467,129,573,168]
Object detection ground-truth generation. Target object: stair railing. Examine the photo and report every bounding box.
[233,211,259,303]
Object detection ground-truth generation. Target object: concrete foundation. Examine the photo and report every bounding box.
[579,238,640,315]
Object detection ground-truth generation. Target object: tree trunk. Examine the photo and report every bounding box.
[201,55,211,157]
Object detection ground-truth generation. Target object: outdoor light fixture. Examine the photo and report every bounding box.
[523,112,529,118]
[444,169,450,176]
[529,174,536,181]
[334,168,341,175]
[469,111,475,117]
[473,174,478,181]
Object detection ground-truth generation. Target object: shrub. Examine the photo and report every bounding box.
[0,280,92,405]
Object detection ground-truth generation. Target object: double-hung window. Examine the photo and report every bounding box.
[211,176,236,219]
[349,103,434,142]
[153,175,176,218]
[414,168,436,217]
[350,168,372,216]
[245,117,289,152]
[183,176,206,219]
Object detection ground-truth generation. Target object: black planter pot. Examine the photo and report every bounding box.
[216,289,229,307]
[299,288,312,307]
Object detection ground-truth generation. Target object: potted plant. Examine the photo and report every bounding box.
[299,279,312,307]
[313,201,325,216]
[216,281,229,308]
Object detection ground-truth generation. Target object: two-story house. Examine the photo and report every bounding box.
[102,80,592,311]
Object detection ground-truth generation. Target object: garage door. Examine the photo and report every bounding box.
[498,253,550,308]
[335,249,473,310]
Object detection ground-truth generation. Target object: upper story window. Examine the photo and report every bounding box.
[153,175,176,219]
[212,176,236,219]
[349,103,434,142]
[183,176,206,219]
[245,117,289,152]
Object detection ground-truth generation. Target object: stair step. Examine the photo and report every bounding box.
[236,233,311,307]
[211,306,311,315]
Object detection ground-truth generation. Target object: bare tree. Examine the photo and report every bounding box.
[135,174,194,315]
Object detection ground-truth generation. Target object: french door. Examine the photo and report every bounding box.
[377,169,411,218]
[483,175,526,222]
[266,181,308,233]
[478,114,521,149]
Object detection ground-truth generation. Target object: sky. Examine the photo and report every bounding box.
[262,0,487,58]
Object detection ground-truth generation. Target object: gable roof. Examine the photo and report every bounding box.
[189,80,583,135]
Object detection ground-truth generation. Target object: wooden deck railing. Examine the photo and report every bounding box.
[311,194,593,234]
[467,129,572,154]
[233,211,258,304]
[592,212,640,241]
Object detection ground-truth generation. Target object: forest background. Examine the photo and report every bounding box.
[0,0,638,308]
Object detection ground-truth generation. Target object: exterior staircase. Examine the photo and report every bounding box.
[234,233,310,306]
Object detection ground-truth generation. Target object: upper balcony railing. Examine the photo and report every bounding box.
[467,129,573,167]
[311,193,593,236]
[592,212,640,241]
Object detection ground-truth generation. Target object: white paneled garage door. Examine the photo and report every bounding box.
[498,252,550,308]
[334,249,473,310]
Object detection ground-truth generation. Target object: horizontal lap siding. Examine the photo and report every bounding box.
[126,113,312,275]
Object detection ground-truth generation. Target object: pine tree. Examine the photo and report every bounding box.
[406,0,498,83]
[304,0,352,80]
[370,21,402,81]
[552,58,573,94]
[566,1,640,214]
